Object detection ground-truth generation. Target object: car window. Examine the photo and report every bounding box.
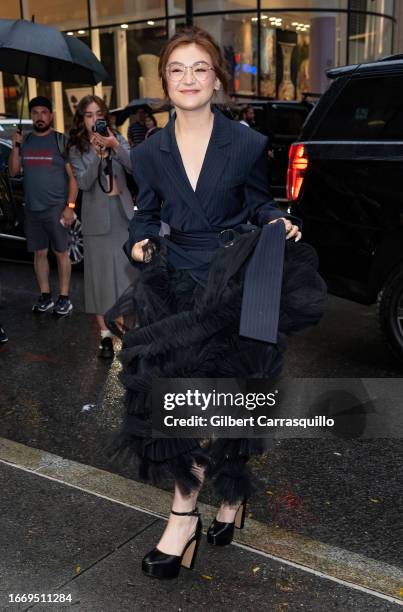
[266,106,309,137]
[0,121,32,130]
[0,143,11,170]
[314,75,403,140]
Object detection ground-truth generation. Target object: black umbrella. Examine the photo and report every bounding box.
[110,98,171,126]
[0,19,108,83]
[0,18,109,128]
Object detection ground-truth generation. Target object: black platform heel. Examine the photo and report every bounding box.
[206,498,247,546]
[142,507,202,579]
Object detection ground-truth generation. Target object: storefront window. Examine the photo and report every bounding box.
[1,0,21,18]
[2,74,22,117]
[1,0,23,117]
[260,0,347,7]
[258,11,347,99]
[91,0,166,26]
[59,34,94,130]
[36,81,52,101]
[167,0,187,15]
[1,3,26,116]
[0,0,396,124]
[194,14,259,96]
[99,30,117,109]
[349,15,393,64]
[355,0,393,15]
[126,23,168,101]
[194,0,256,10]
[24,0,88,29]
[259,16,311,99]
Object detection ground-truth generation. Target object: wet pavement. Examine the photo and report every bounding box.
[0,260,402,594]
[1,459,401,612]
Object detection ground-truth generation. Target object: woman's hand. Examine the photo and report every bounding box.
[89,133,105,156]
[131,239,150,262]
[90,127,119,152]
[269,217,302,242]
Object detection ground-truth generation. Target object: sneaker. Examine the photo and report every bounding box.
[32,295,54,313]
[98,336,114,359]
[53,296,73,316]
[0,326,8,343]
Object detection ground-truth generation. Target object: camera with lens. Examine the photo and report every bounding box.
[92,118,109,137]
[93,118,113,193]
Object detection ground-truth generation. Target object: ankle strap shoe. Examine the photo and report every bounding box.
[171,507,200,517]
[142,507,202,579]
[207,498,247,546]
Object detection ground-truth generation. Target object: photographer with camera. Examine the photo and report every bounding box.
[68,95,135,359]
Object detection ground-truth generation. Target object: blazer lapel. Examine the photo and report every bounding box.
[160,116,211,229]
[195,110,231,208]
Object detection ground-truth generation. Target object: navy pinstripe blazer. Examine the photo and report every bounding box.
[126,108,286,259]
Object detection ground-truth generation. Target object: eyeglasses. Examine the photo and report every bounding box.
[166,61,215,82]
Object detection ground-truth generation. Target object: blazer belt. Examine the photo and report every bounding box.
[169,227,241,249]
[170,223,286,344]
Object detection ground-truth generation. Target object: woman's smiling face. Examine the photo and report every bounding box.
[165,43,221,111]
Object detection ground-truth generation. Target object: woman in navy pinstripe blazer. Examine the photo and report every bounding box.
[106,26,326,580]
[126,107,297,280]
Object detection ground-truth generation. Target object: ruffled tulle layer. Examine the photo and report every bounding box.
[105,232,327,503]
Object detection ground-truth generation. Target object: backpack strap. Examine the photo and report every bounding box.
[54,131,67,161]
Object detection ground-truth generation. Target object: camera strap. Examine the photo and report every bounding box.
[97,150,114,194]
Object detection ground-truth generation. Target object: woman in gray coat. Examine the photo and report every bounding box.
[68,95,135,358]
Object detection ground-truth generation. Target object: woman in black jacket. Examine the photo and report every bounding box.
[106,26,326,580]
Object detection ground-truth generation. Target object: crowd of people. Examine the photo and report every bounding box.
[3,94,262,356]
[127,108,161,146]
[5,96,165,357]
[2,25,326,583]
[5,95,128,357]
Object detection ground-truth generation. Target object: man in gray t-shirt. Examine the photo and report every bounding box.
[8,96,78,316]
[21,130,68,212]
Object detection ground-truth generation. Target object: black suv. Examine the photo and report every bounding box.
[288,56,403,358]
[231,98,314,201]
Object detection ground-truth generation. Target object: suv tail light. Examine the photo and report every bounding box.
[287,143,308,201]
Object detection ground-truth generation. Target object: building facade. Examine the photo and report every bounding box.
[0,1,397,132]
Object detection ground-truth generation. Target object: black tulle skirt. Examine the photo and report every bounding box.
[105,230,327,504]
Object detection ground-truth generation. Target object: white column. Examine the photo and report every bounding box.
[51,81,65,133]
[195,16,223,46]
[167,0,176,38]
[394,0,403,53]
[337,11,348,66]
[21,0,37,110]
[27,77,37,100]
[309,16,336,95]
[0,73,5,115]
[114,29,129,136]
[91,28,103,98]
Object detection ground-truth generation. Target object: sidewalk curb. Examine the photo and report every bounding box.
[1,436,402,606]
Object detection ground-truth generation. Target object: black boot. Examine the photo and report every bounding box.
[142,507,202,579]
[206,498,247,546]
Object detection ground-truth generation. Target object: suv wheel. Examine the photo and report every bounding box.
[68,217,84,266]
[377,265,403,360]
